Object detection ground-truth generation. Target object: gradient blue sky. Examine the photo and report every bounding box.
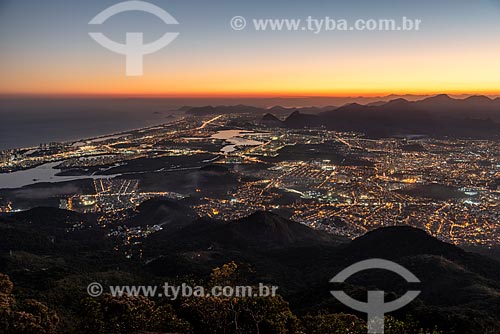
[1,0,500,96]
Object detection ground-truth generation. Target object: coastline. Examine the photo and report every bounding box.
[1,114,182,152]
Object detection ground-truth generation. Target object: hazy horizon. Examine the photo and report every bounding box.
[2,0,500,96]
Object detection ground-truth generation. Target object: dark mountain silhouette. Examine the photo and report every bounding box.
[145,211,340,254]
[4,207,500,333]
[184,95,500,137]
[344,226,458,257]
[416,94,457,109]
[366,100,390,107]
[185,105,332,117]
[186,105,264,116]
[283,110,322,128]
[268,106,290,113]
[227,211,339,245]
[284,95,500,137]
[8,207,94,228]
[415,94,496,115]
[337,226,500,282]
[0,208,108,256]
[327,227,500,333]
[185,105,217,115]
[142,213,500,333]
[260,113,283,127]
[463,95,493,105]
[123,198,199,230]
[141,210,345,277]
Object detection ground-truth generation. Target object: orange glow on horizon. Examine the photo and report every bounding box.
[3,88,500,99]
[3,37,500,99]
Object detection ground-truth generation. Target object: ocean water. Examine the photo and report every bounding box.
[0,98,180,150]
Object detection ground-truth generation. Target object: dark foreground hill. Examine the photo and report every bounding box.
[2,206,500,333]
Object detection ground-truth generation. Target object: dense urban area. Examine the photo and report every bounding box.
[1,113,500,248]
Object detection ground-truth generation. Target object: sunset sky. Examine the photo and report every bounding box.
[1,0,500,97]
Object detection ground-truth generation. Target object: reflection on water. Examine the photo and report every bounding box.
[0,129,264,189]
[210,130,264,153]
[0,162,114,189]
